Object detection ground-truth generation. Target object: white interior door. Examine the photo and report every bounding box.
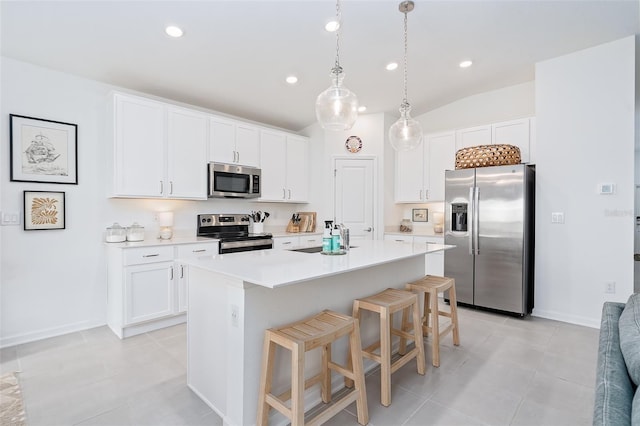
[334,158,375,241]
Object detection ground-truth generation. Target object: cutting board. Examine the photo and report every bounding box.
[298,212,316,232]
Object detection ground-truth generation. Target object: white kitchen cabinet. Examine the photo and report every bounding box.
[111,93,208,199]
[259,130,309,202]
[395,131,455,203]
[272,236,299,250]
[455,117,533,164]
[209,117,260,167]
[384,234,445,276]
[384,234,414,243]
[107,241,218,338]
[124,262,175,325]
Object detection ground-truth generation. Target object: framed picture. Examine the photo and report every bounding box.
[23,191,65,231]
[10,114,78,184]
[412,208,428,222]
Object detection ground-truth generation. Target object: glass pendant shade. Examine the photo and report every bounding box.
[315,67,359,131]
[389,103,423,151]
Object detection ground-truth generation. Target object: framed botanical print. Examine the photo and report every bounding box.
[23,191,66,230]
[10,114,78,184]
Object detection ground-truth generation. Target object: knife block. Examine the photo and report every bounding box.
[286,220,300,233]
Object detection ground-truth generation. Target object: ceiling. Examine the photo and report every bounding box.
[1,1,638,131]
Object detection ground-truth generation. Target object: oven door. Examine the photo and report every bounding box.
[208,163,261,198]
[219,238,273,254]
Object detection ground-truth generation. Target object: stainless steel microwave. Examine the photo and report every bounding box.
[208,163,261,198]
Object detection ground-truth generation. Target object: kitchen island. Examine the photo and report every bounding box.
[182,240,451,426]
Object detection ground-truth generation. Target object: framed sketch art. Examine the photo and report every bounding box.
[412,208,428,222]
[10,114,78,184]
[23,191,65,231]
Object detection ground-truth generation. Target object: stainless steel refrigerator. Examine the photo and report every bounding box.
[444,164,535,316]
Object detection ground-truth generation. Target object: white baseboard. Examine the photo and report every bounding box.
[532,308,600,329]
[0,319,106,348]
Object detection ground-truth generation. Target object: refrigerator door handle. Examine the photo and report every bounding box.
[468,187,474,255]
[474,187,480,255]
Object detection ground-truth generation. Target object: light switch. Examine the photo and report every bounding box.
[551,212,565,224]
[598,183,615,194]
[1,211,20,226]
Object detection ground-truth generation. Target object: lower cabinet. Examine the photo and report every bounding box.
[384,234,445,276]
[107,241,218,338]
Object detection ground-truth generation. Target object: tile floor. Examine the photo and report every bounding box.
[0,305,599,426]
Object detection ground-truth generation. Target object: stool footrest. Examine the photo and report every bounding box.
[265,393,292,419]
[328,361,353,380]
[390,348,421,374]
[306,390,360,426]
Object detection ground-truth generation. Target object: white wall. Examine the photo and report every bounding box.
[535,36,636,327]
[0,57,307,347]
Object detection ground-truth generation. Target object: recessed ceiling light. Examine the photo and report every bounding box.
[165,26,184,38]
[285,75,298,85]
[386,62,398,71]
[325,20,340,32]
[459,60,473,68]
[358,106,367,112]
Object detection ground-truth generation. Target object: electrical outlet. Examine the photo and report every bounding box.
[551,212,565,224]
[231,305,239,327]
[605,282,616,294]
[1,211,20,226]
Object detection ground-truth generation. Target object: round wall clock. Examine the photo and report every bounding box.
[345,136,363,153]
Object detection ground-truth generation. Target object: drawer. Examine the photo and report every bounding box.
[177,243,218,258]
[384,234,413,243]
[273,236,299,249]
[123,246,174,266]
[414,236,444,245]
[298,235,322,247]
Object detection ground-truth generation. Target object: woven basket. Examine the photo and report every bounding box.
[455,144,521,169]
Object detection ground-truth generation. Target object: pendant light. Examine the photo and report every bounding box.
[315,0,359,131]
[389,1,423,151]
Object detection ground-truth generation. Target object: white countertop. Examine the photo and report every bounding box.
[180,239,452,289]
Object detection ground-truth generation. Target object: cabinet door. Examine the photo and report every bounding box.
[426,132,455,201]
[286,136,309,202]
[395,145,425,202]
[415,236,445,276]
[124,262,174,325]
[113,94,165,197]
[235,124,260,167]
[167,107,208,199]
[492,118,530,163]
[455,125,491,150]
[259,130,287,201]
[209,117,236,164]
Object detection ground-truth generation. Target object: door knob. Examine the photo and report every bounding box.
[364,227,372,232]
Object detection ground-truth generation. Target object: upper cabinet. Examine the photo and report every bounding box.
[259,130,309,203]
[455,117,533,164]
[395,131,455,203]
[111,93,208,199]
[209,117,260,168]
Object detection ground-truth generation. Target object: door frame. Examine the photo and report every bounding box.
[332,156,380,240]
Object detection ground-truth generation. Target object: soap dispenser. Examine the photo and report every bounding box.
[331,225,341,253]
[322,221,333,254]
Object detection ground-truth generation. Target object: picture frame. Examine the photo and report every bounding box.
[23,191,66,231]
[10,114,78,184]
[412,208,428,222]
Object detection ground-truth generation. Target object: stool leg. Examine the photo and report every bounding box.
[380,308,392,407]
[412,298,426,375]
[257,332,276,426]
[422,291,431,337]
[349,320,369,426]
[321,343,331,403]
[345,301,360,389]
[291,342,305,426]
[430,290,441,367]
[449,283,461,346]
[399,306,409,356]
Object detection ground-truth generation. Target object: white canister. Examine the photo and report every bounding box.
[126,222,145,241]
[105,223,126,243]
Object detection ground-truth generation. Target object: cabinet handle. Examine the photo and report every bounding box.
[170,266,174,280]
[419,189,423,200]
[192,249,206,253]
[160,181,164,195]
[169,181,173,194]
[180,265,184,279]
[425,189,429,200]
[143,254,160,258]
[282,188,286,199]
[282,241,292,245]
[288,189,291,199]
[237,151,240,163]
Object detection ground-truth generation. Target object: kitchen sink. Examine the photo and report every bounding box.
[289,246,357,253]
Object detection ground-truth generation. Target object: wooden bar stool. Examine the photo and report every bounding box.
[256,310,368,426]
[401,275,460,367]
[347,288,426,407]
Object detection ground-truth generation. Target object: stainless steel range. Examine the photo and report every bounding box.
[197,214,273,254]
